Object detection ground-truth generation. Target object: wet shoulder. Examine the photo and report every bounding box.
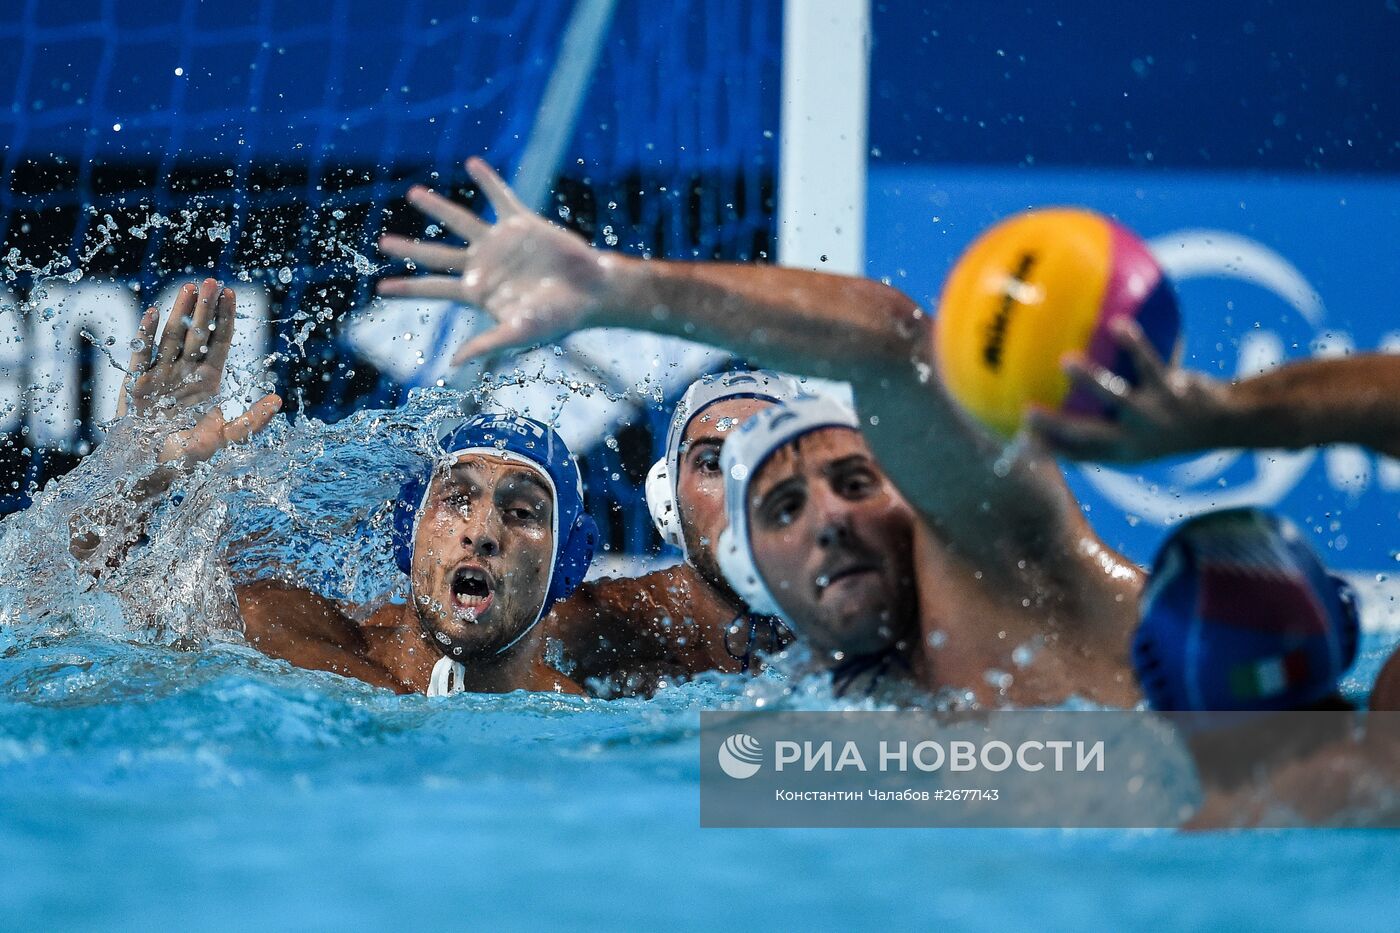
[529,660,586,695]
[235,582,357,640]
[550,564,702,629]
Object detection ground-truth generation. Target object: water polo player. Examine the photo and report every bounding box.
[710,393,1132,703]
[378,162,1146,706]
[1129,508,1400,826]
[371,412,597,693]
[716,394,923,694]
[1023,330,1400,710]
[1135,508,1360,720]
[244,411,594,695]
[71,280,589,696]
[543,370,802,696]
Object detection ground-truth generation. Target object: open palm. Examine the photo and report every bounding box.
[118,278,281,467]
[376,157,609,366]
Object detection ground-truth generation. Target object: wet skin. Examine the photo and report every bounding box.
[542,562,789,697]
[1370,650,1400,711]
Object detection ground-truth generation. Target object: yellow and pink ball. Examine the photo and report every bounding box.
[934,208,1181,438]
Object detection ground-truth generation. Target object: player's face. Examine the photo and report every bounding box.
[675,397,772,587]
[410,455,555,659]
[746,428,918,659]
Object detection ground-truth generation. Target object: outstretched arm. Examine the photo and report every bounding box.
[1027,319,1400,462]
[376,159,1085,570]
[70,279,281,567]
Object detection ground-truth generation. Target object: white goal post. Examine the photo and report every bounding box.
[778,0,871,276]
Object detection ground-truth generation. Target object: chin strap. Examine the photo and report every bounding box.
[722,613,791,674]
[427,655,467,696]
[830,646,912,698]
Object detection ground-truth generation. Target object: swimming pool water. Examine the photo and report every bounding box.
[4,631,1400,931]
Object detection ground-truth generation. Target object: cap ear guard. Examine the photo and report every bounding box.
[547,512,598,611]
[1132,539,1195,713]
[1131,632,1174,712]
[716,525,781,618]
[390,467,431,576]
[1329,574,1362,678]
[645,458,685,551]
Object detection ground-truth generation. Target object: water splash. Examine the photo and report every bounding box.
[0,388,466,656]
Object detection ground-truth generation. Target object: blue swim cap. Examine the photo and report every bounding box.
[1134,508,1359,713]
[391,413,598,640]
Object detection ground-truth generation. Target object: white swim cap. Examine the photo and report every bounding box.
[646,369,805,554]
[715,393,860,622]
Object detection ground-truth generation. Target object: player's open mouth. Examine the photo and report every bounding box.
[450,565,496,618]
[815,562,879,599]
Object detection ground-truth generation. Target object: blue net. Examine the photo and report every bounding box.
[0,0,781,554]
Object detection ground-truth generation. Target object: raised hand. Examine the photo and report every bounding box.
[376,157,612,366]
[118,278,281,467]
[1026,318,1231,463]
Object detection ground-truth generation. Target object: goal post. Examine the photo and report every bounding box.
[777,0,871,277]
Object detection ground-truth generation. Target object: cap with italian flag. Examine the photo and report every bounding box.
[1134,508,1360,713]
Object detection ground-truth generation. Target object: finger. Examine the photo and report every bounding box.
[156,282,197,365]
[183,277,220,362]
[378,233,467,273]
[1111,318,1169,389]
[1062,354,1133,409]
[202,286,238,378]
[466,157,529,219]
[117,307,160,418]
[376,276,465,300]
[450,320,534,367]
[1025,406,1125,462]
[405,186,489,242]
[222,394,283,445]
[127,306,160,374]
